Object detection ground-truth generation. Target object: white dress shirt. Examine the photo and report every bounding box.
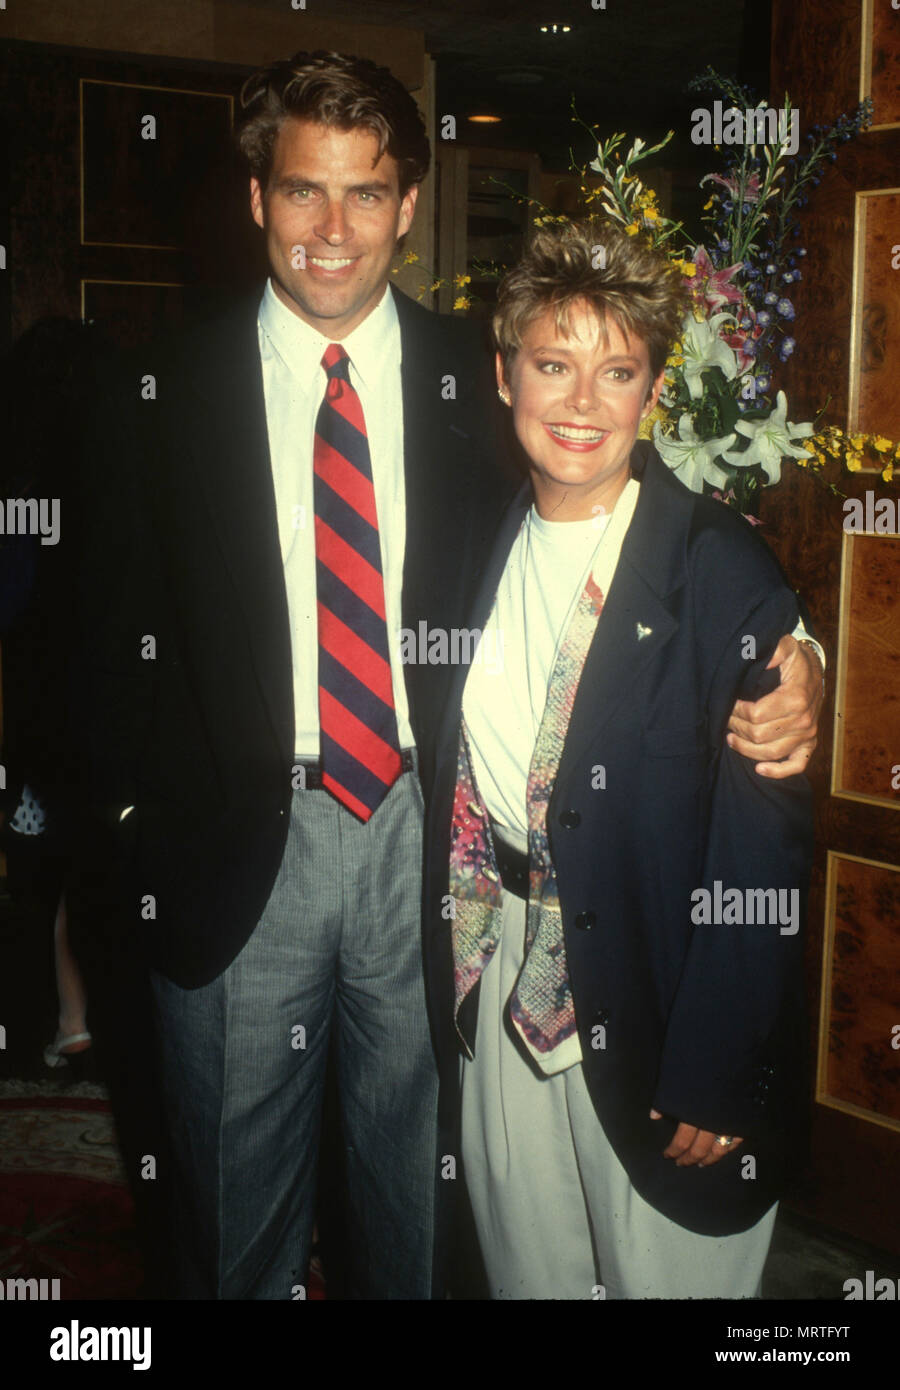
[463,480,642,842]
[257,279,413,758]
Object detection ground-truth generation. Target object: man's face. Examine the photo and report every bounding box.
[250,119,418,339]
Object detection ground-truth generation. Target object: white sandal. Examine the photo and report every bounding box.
[43,1031,92,1068]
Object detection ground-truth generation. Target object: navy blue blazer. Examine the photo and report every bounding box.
[69,285,514,988]
[423,441,814,1238]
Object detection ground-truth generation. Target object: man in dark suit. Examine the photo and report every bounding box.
[70,50,823,1301]
[72,51,510,1301]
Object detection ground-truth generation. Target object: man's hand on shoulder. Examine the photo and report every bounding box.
[726,633,823,779]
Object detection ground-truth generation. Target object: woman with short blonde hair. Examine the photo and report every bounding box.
[424,217,814,1300]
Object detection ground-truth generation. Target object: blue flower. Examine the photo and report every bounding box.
[778,337,796,361]
[756,374,770,392]
[766,263,777,274]
[776,299,795,320]
[764,292,778,305]
[757,310,772,327]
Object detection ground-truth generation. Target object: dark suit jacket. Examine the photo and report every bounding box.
[423,442,814,1237]
[69,284,515,989]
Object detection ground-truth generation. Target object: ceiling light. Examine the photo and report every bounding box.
[468,114,502,124]
[540,23,571,33]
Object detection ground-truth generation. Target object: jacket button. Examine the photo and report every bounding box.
[574,911,596,930]
[559,810,581,829]
[593,1008,610,1026]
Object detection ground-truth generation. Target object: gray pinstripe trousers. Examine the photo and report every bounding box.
[150,767,438,1299]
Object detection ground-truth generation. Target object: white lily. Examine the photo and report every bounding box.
[721,390,814,485]
[680,311,739,399]
[653,415,736,494]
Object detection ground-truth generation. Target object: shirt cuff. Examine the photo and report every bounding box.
[792,618,826,674]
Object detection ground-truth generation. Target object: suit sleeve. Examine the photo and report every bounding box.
[64,360,161,862]
[650,584,814,1138]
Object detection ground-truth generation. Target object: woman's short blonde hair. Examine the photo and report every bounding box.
[493,217,687,382]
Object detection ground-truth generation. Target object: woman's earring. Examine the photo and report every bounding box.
[498,387,511,405]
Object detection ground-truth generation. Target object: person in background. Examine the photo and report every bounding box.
[0,320,92,1067]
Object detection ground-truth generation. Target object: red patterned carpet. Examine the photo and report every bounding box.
[0,1079,143,1299]
[0,1078,327,1298]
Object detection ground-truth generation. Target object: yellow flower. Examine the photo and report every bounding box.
[643,207,659,222]
[403,250,420,265]
[849,434,865,450]
[453,296,470,311]
[638,403,668,440]
[703,198,715,211]
[624,223,639,236]
[453,273,472,288]
[872,435,892,452]
[883,461,895,482]
[804,441,817,454]
[430,280,442,293]
[845,451,863,472]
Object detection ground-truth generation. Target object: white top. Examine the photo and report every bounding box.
[463,478,641,840]
[258,279,413,758]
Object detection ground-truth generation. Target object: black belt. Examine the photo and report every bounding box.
[292,749,415,790]
[492,822,530,900]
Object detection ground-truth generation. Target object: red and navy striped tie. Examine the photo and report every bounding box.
[314,343,402,821]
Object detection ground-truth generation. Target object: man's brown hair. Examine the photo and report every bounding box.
[236,50,430,195]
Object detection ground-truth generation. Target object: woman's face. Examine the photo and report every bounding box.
[498,299,665,521]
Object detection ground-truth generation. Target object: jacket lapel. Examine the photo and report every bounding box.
[183,290,294,764]
[558,445,692,779]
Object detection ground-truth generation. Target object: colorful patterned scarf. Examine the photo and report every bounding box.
[449,572,606,1075]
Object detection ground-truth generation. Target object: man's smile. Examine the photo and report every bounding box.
[306,255,359,273]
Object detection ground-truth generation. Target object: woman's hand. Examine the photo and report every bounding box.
[726,634,823,778]
[650,1109,743,1167]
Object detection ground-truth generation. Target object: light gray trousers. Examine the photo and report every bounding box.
[151,767,439,1299]
[461,888,777,1299]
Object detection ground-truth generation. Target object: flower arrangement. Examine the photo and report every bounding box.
[392,251,474,311]
[502,70,898,517]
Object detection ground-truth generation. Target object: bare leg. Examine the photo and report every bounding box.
[45,892,91,1062]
